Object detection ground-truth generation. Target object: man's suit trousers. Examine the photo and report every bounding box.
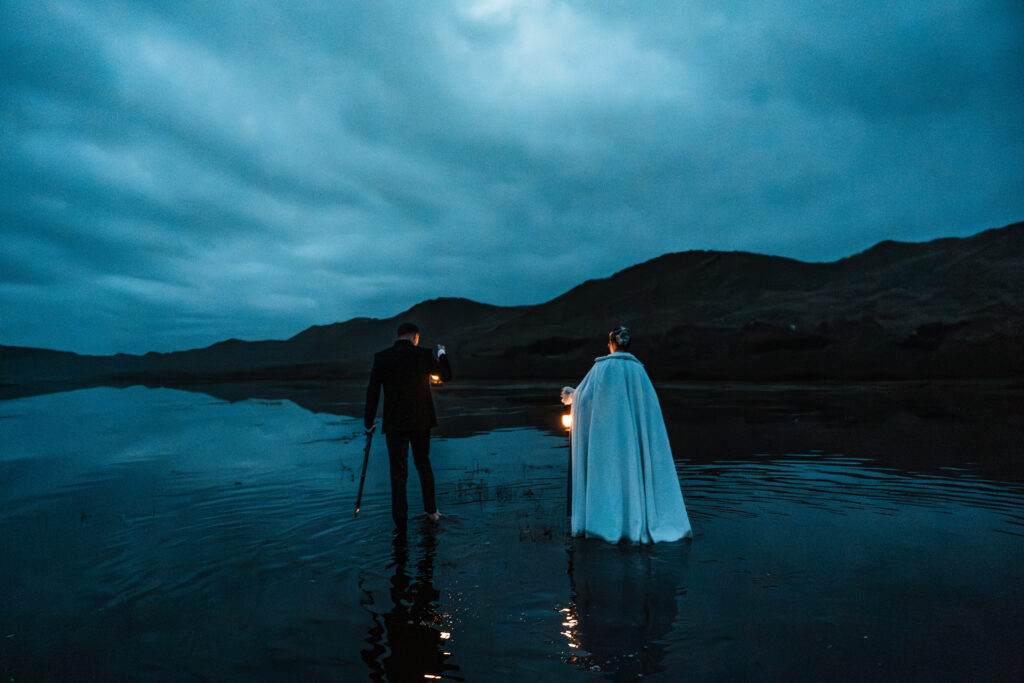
[385,430,437,531]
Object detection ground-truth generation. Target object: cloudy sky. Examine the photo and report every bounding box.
[2,0,1022,355]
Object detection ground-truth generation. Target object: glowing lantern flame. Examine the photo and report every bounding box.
[562,413,572,430]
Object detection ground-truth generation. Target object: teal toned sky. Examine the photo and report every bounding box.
[2,0,1022,354]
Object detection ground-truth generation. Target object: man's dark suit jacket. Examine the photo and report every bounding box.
[364,339,452,433]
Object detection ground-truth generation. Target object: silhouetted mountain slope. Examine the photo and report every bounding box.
[451,222,1024,379]
[2,221,1022,392]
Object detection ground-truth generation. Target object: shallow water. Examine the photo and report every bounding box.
[1,381,1022,681]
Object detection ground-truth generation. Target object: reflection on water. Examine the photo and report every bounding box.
[561,538,689,680]
[0,381,1022,680]
[361,530,461,681]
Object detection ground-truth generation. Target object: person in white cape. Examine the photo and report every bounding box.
[561,327,692,544]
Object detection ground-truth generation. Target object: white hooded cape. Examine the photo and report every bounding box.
[570,353,692,543]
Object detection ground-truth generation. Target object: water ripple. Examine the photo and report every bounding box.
[681,455,1024,535]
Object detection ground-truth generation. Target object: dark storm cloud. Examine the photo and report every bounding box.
[1,0,1021,354]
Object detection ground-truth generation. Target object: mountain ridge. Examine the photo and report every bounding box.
[3,221,1022,393]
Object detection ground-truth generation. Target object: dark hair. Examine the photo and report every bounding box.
[396,322,420,337]
[608,326,631,350]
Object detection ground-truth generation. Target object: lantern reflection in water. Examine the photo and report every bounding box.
[559,605,583,653]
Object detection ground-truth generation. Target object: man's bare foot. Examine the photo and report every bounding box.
[426,511,441,522]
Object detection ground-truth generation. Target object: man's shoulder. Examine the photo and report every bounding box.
[372,346,399,365]
[374,343,430,361]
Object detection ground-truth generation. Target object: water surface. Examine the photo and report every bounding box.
[1,381,1022,681]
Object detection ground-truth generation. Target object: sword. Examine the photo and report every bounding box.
[354,425,374,518]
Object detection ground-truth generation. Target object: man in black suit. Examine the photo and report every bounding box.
[364,322,452,532]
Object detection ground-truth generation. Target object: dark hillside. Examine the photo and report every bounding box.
[3,221,1022,392]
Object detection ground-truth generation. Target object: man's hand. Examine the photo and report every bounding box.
[560,386,575,405]
[365,422,377,434]
[436,344,447,356]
